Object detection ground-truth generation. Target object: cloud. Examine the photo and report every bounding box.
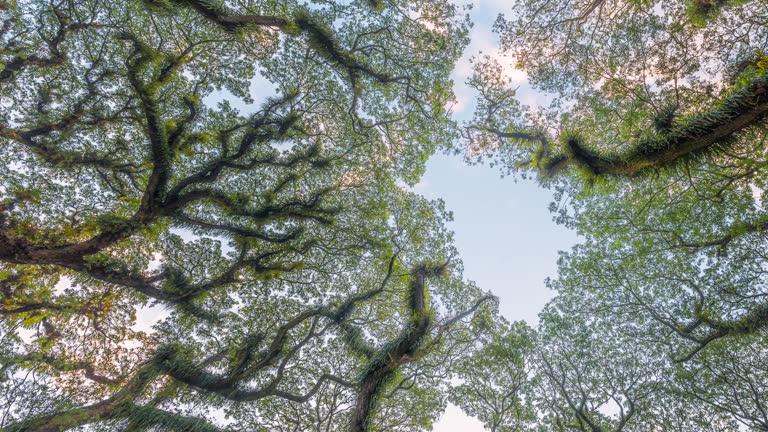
[434,404,485,431]
[412,179,431,191]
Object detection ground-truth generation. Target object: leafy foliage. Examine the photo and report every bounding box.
[0,0,497,430]
[449,320,537,432]
[458,0,768,430]
[5,0,768,430]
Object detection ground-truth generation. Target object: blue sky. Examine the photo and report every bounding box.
[415,155,578,326]
[423,155,579,430]
[427,0,580,429]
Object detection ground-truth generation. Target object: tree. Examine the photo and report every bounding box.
[674,336,768,431]
[531,297,653,432]
[469,0,768,180]
[0,1,497,430]
[449,319,537,432]
[531,293,743,432]
[460,0,768,429]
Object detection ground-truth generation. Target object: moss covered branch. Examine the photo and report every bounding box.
[492,74,768,179]
[350,263,494,431]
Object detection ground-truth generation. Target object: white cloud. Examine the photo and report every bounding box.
[412,179,431,191]
[434,404,485,431]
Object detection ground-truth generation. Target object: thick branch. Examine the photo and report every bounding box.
[492,74,768,178]
[350,263,445,432]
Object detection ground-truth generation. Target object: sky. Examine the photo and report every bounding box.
[422,155,579,431]
[425,0,580,430]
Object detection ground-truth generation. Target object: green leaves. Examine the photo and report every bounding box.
[449,319,537,432]
[460,0,768,430]
[0,0,482,430]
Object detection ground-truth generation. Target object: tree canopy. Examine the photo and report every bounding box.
[460,0,768,430]
[0,0,497,430]
[3,0,768,431]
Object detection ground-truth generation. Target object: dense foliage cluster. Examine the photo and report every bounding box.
[459,0,768,430]
[0,1,498,430]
